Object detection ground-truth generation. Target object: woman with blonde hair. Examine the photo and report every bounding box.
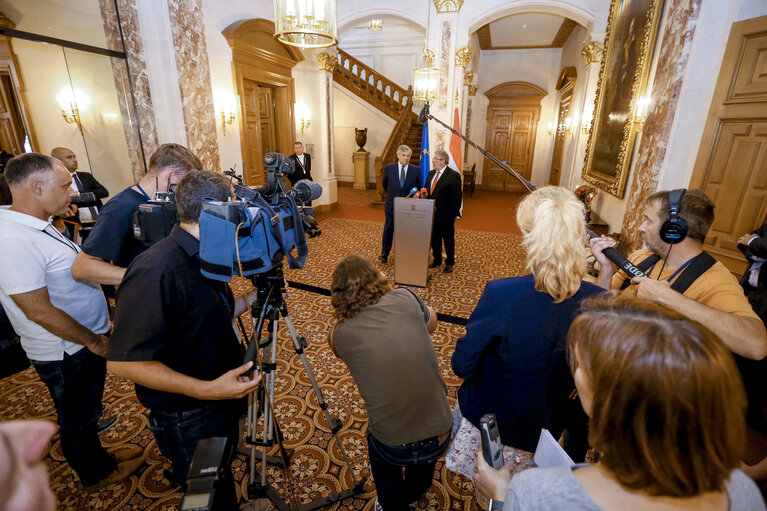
[476,297,765,510]
[446,186,602,483]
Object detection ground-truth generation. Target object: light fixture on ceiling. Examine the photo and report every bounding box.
[413,0,438,102]
[274,0,338,49]
[368,19,383,31]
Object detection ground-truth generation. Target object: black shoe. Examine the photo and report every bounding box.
[443,264,453,274]
[378,254,388,264]
[97,416,117,435]
[429,260,442,269]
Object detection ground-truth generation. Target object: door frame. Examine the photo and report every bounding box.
[482,81,546,191]
[549,67,576,186]
[223,19,302,185]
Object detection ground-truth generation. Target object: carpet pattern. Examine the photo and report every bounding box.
[0,217,526,510]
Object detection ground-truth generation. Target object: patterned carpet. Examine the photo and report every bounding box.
[0,217,526,510]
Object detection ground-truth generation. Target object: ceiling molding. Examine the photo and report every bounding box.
[477,24,492,50]
[551,18,577,48]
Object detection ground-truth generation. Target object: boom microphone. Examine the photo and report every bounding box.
[417,101,648,279]
[292,179,323,203]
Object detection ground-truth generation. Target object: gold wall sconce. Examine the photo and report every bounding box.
[295,102,311,136]
[56,88,86,134]
[547,123,556,136]
[634,96,650,131]
[581,111,593,135]
[368,19,383,31]
[221,110,235,135]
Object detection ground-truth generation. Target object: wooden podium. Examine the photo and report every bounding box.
[393,197,434,287]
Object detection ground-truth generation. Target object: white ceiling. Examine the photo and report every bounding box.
[487,12,566,48]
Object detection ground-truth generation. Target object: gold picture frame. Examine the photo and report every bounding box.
[582,0,664,198]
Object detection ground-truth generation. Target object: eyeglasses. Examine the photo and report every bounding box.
[432,157,444,161]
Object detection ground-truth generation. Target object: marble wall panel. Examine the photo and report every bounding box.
[438,21,450,111]
[167,0,220,171]
[619,0,702,250]
[463,97,472,164]
[99,0,158,180]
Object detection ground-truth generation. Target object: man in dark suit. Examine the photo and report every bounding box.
[424,149,462,273]
[379,145,421,263]
[288,141,312,186]
[739,223,767,326]
[52,147,109,242]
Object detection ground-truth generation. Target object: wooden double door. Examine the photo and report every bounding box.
[241,79,279,181]
[482,82,545,192]
[692,14,767,275]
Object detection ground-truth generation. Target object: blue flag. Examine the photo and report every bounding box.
[419,121,430,187]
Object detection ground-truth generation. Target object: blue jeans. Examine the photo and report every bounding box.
[32,348,116,486]
[148,404,241,488]
[367,431,451,510]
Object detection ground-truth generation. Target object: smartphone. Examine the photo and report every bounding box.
[480,413,504,470]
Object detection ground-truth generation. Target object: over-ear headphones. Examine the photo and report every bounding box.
[659,188,688,244]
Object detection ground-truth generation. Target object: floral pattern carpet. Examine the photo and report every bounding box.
[0,217,526,510]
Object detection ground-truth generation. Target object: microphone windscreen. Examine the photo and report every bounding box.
[293,179,323,202]
[418,102,430,124]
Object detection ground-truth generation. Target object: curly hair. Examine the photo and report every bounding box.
[516,186,588,303]
[331,255,393,321]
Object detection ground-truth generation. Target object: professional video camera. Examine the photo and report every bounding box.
[132,185,177,246]
[180,437,236,511]
[69,192,99,208]
[198,153,322,282]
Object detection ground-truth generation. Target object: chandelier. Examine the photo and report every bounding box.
[413,1,438,101]
[274,0,338,48]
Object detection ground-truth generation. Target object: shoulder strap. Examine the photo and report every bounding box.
[402,287,430,323]
[619,254,661,290]
[328,322,338,355]
[670,252,717,294]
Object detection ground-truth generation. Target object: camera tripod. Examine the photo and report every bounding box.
[241,265,365,511]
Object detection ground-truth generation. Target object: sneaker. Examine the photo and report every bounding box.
[374,498,384,511]
[96,416,117,435]
[83,456,144,492]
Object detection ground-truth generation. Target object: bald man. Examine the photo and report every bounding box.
[51,147,109,242]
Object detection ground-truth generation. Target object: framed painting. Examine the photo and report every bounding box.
[582,0,664,198]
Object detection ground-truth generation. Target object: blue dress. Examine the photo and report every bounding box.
[452,274,603,452]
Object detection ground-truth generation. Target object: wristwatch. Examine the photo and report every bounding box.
[488,499,504,510]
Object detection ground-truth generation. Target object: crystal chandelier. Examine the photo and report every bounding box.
[413,1,438,101]
[274,0,338,48]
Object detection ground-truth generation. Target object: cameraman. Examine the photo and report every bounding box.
[71,143,202,285]
[107,170,261,488]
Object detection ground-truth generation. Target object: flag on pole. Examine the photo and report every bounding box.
[447,106,462,174]
[419,120,430,188]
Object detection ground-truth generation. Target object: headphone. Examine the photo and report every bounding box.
[659,188,688,244]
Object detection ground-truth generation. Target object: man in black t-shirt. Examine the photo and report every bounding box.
[71,144,203,285]
[107,171,261,488]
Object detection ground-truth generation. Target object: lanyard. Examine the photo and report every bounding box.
[135,183,151,200]
[42,225,79,254]
[648,254,699,283]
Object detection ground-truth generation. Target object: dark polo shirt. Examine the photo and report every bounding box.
[108,225,244,412]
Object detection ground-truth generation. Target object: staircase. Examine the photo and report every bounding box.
[333,49,422,201]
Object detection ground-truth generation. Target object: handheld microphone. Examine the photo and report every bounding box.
[418,102,430,124]
[292,179,323,203]
[406,187,418,198]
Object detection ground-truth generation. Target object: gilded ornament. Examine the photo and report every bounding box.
[433,0,463,13]
[317,52,337,72]
[468,84,477,96]
[455,46,471,68]
[581,41,603,66]
[463,71,474,86]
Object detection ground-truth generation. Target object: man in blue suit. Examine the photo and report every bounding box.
[379,145,421,263]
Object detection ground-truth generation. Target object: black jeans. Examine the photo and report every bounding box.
[32,348,116,486]
[148,404,241,488]
[367,431,450,510]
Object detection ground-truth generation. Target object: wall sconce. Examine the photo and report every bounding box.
[56,88,87,134]
[581,110,593,135]
[562,116,573,136]
[634,96,650,131]
[368,19,383,31]
[547,123,555,136]
[295,102,311,136]
[215,89,237,136]
[220,110,235,135]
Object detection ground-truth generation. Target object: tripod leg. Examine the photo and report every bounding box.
[281,310,363,489]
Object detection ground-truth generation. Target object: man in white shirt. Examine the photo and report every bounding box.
[0,153,142,491]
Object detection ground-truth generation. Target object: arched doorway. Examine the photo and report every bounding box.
[222,19,303,185]
[482,81,546,192]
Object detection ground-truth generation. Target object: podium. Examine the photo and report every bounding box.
[393,197,434,287]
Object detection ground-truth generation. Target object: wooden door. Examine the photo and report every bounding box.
[549,90,573,186]
[483,106,538,191]
[242,79,262,184]
[257,85,278,156]
[0,72,25,154]
[691,15,767,276]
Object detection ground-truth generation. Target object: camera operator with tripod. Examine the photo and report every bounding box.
[107,171,261,493]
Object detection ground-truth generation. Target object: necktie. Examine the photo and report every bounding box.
[430,170,441,195]
[400,166,406,188]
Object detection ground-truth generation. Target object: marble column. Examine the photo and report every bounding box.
[98,0,158,180]
[619,0,703,250]
[166,0,220,171]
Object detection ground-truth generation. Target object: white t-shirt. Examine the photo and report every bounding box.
[0,207,110,361]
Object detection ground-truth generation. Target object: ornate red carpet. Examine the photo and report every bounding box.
[0,217,526,510]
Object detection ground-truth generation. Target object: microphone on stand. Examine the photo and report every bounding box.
[406,187,419,198]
